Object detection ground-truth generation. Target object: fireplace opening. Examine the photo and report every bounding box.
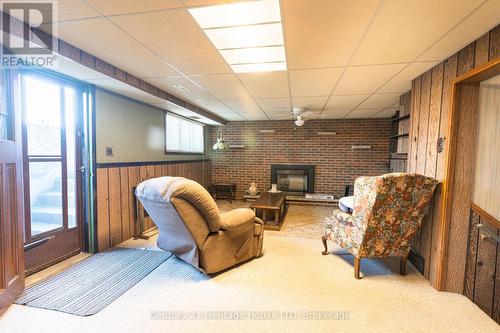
[271,164,314,195]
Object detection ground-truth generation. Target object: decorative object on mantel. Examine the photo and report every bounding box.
[248,182,258,195]
[259,129,275,133]
[318,132,336,136]
[351,145,372,150]
[213,126,229,151]
[268,183,282,193]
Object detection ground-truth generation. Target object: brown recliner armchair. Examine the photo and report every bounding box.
[135,177,264,273]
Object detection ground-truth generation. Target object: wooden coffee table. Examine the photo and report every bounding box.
[249,192,287,231]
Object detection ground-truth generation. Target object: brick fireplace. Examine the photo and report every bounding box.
[209,118,391,198]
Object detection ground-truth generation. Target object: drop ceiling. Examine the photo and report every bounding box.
[16,0,500,121]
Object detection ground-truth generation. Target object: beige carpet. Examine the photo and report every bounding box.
[1,234,498,332]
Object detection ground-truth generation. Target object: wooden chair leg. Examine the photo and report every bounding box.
[400,256,407,276]
[321,235,328,255]
[354,257,361,279]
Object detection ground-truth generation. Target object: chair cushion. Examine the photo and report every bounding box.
[324,209,363,256]
[220,208,255,230]
[339,196,354,213]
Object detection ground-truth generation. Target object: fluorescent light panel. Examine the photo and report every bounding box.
[220,46,285,64]
[231,62,286,73]
[189,0,286,74]
[188,0,281,29]
[204,23,283,50]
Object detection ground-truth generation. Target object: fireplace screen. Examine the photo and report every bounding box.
[271,164,314,194]
[276,170,307,192]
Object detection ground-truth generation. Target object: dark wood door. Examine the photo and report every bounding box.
[0,70,25,315]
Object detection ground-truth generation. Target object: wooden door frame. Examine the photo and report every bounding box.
[436,57,500,291]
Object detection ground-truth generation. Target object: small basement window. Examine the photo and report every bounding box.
[165,113,204,154]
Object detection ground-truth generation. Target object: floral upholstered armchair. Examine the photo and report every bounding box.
[322,173,438,279]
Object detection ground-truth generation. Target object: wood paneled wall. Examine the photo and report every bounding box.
[405,25,500,289]
[95,160,211,252]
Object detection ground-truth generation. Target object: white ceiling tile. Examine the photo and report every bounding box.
[291,96,328,110]
[110,9,231,75]
[240,113,270,121]
[351,0,484,65]
[357,93,401,109]
[282,0,380,69]
[344,108,384,119]
[334,64,406,95]
[255,98,291,113]
[89,78,164,104]
[238,71,289,98]
[325,94,369,111]
[9,0,100,22]
[55,18,178,78]
[53,55,107,80]
[56,0,101,21]
[218,112,245,121]
[289,68,343,97]
[84,0,182,16]
[152,101,222,125]
[190,74,252,99]
[317,110,351,119]
[419,0,500,62]
[222,99,264,114]
[194,99,236,114]
[146,76,215,103]
[267,112,293,120]
[378,62,439,93]
[372,108,398,118]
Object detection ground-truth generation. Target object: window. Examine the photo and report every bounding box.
[165,113,204,154]
[0,70,13,141]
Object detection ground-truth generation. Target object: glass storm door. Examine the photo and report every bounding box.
[21,72,84,273]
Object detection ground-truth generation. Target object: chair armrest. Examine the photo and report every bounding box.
[332,209,355,226]
[220,208,255,230]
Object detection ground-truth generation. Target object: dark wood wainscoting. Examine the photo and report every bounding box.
[464,203,500,324]
[95,160,211,252]
[405,25,500,289]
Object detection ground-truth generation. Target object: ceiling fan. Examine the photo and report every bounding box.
[292,107,318,126]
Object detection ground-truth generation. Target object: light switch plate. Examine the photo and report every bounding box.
[105,146,114,157]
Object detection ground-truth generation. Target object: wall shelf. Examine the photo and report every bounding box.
[389,96,411,173]
[390,133,409,139]
[391,114,410,122]
[390,153,408,160]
